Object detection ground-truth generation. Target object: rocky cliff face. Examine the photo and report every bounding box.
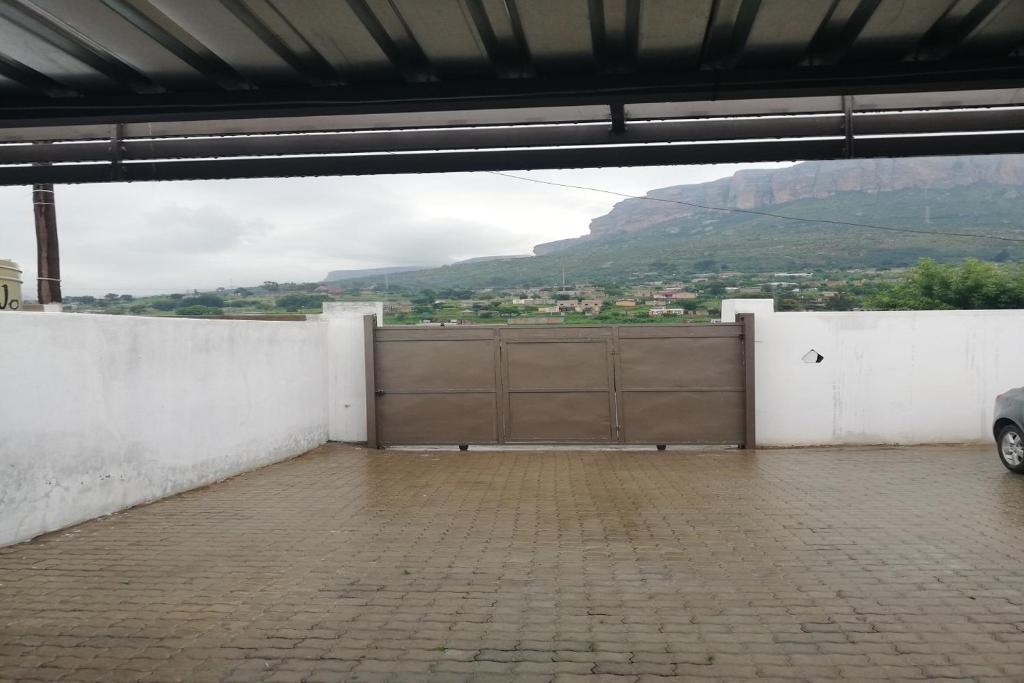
[584,155,1024,239]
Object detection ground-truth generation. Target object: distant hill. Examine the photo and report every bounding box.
[323,256,533,283]
[453,254,531,265]
[557,154,1024,246]
[341,156,1024,290]
[324,265,425,282]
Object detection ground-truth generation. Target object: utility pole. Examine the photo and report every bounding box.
[33,183,61,304]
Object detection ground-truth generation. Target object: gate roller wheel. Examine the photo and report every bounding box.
[459,445,469,451]
[656,444,667,451]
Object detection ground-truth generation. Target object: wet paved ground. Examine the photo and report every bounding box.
[2,443,1023,682]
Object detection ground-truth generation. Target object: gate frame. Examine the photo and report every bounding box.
[364,314,756,449]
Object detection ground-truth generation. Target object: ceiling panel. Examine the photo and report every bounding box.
[636,0,712,67]
[844,0,956,62]
[515,0,594,70]
[146,0,301,85]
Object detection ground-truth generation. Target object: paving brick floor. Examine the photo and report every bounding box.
[2,444,1024,682]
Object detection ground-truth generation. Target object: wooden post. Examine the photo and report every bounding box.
[738,313,756,449]
[33,183,61,304]
[363,314,379,449]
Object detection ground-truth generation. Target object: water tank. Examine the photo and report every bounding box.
[0,259,22,311]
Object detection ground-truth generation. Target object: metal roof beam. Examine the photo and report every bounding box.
[219,0,342,87]
[0,52,76,97]
[0,59,1023,127]
[700,0,762,69]
[344,0,433,82]
[0,115,846,164]
[0,0,161,94]
[98,0,249,90]
[804,0,882,66]
[914,0,1013,61]
[589,0,641,73]
[5,132,1024,185]
[5,106,1023,166]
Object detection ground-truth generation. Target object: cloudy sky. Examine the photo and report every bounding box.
[1,162,788,297]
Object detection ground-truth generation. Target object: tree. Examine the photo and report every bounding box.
[868,258,1024,310]
[149,299,177,311]
[703,283,726,296]
[823,289,855,311]
[175,304,222,316]
[411,289,437,306]
[277,293,327,311]
[182,293,224,308]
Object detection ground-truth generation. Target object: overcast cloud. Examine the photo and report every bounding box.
[1,163,788,297]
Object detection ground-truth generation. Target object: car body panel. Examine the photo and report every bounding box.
[993,386,1024,438]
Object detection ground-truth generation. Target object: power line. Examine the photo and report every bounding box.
[487,171,1024,245]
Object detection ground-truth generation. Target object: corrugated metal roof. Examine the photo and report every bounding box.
[0,0,1022,183]
[1,0,1021,113]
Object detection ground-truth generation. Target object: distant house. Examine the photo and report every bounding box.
[615,299,637,307]
[384,300,413,313]
[654,290,697,300]
[538,305,562,314]
[649,307,686,316]
[579,299,603,314]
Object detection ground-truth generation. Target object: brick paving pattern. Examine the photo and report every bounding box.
[2,444,1024,682]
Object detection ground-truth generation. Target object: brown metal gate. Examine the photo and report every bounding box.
[365,315,755,448]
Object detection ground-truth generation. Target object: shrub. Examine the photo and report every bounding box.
[175,305,222,316]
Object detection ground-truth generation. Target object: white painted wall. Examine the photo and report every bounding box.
[323,302,382,442]
[723,299,1024,446]
[0,311,333,547]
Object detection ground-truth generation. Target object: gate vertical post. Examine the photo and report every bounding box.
[363,314,379,449]
[738,313,756,449]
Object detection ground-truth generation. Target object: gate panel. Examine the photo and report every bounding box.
[616,325,746,445]
[507,393,613,441]
[374,327,499,446]
[500,327,616,443]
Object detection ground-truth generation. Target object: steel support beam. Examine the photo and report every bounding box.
[0,59,1022,127]
[4,131,1024,186]
[5,107,1023,166]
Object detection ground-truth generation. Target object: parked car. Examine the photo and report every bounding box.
[994,387,1024,473]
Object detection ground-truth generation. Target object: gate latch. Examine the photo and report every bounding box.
[375,390,385,396]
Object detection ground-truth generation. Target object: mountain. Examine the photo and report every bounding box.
[572,155,1024,244]
[324,265,426,282]
[453,254,531,265]
[339,156,1024,290]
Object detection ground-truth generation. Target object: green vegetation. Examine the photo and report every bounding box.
[868,259,1024,310]
[277,293,328,311]
[174,304,223,316]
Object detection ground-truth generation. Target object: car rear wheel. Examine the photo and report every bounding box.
[997,424,1024,474]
